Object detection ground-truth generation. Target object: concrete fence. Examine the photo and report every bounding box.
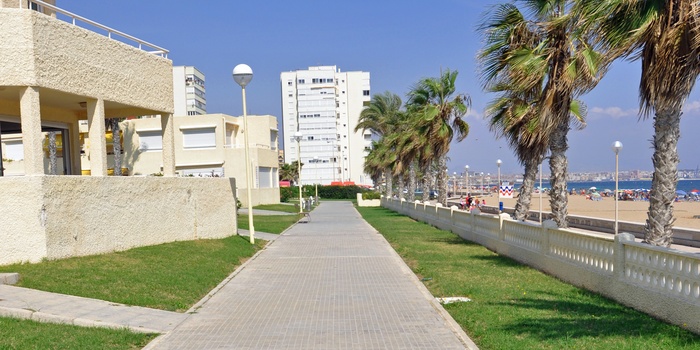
[383,197,700,334]
[0,176,238,266]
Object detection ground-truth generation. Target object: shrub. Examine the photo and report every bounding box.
[362,191,381,200]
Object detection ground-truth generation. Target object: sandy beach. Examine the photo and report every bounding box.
[485,193,700,230]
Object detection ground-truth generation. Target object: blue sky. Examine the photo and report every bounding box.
[60,0,700,176]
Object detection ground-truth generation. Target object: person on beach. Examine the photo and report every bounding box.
[460,196,466,210]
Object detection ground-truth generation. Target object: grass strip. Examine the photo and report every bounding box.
[0,316,155,349]
[0,235,265,312]
[238,214,303,234]
[356,206,700,350]
[253,203,299,213]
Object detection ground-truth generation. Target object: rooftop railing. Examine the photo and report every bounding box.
[26,0,169,57]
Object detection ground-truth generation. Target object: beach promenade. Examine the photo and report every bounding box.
[146,201,474,349]
[0,201,475,349]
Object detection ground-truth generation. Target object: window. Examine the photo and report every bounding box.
[298,79,305,84]
[4,141,23,160]
[182,127,216,149]
[287,81,293,86]
[138,131,162,151]
[257,167,274,188]
[363,90,370,96]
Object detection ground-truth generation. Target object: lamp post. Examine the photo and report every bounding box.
[480,172,484,194]
[314,155,319,205]
[294,131,303,213]
[232,64,255,244]
[612,141,623,234]
[465,165,469,196]
[453,172,457,196]
[497,159,502,194]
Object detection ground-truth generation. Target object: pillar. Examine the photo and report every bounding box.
[87,98,107,176]
[160,114,175,176]
[19,87,44,175]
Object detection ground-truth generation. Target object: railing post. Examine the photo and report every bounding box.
[450,205,458,230]
[498,213,510,241]
[542,220,557,256]
[615,233,635,280]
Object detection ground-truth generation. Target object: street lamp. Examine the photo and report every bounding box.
[480,172,484,194]
[294,131,303,213]
[497,159,502,194]
[314,155,319,205]
[232,64,255,244]
[612,141,623,234]
[453,172,457,196]
[465,165,469,196]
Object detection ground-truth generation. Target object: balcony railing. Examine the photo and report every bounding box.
[26,0,169,57]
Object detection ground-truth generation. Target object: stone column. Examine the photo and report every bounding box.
[19,87,44,175]
[160,114,175,176]
[87,98,107,176]
[68,121,81,175]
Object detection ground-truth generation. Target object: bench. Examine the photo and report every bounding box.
[294,204,311,222]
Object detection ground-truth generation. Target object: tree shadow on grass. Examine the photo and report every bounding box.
[488,290,700,344]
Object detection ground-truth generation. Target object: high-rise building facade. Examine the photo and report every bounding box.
[173,66,206,116]
[281,66,372,186]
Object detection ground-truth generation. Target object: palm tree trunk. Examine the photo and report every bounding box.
[110,119,123,176]
[397,174,405,200]
[384,168,393,198]
[437,156,448,205]
[549,119,570,228]
[513,155,541,221]
[48,131,57,175]
[407,161,416,202]
[422,167,430,201]
[644,109,680,247]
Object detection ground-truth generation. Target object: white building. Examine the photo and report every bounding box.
[280,66,372,186]
[173,66,206,116]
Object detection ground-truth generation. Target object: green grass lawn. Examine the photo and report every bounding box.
[0,317,154,349]
[0,235,265,312]
[356,206,700,350]
[253,203,299,213]
[238,214,303,234]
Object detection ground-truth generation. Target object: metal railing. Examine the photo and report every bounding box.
[26,0,169,57]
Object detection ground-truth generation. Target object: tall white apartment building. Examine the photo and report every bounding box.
[173,66,206,116]
[281,66,372,186]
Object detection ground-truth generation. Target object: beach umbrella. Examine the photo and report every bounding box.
[676,190,687,196]
[589,186,597,190]
[591,192,601,197]
[692,189,699,193]
[603,189,612,193]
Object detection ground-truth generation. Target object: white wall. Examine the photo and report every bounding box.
[0,176,238,265]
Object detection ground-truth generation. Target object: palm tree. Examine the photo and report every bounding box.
[406,69,470,206]
[479,1,605,227]
[579,0,700,247]
[356,91,403,196]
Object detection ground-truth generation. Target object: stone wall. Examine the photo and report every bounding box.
[0,176,237,265]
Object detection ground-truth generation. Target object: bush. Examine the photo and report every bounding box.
[362,191,381,200]
[280,185,370,201]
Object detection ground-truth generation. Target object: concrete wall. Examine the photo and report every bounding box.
[356,193,380,207]
[0,176,237,265]
[0,9,173,113]
[383,197,700,334]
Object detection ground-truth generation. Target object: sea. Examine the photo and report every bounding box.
[538,179,700,193]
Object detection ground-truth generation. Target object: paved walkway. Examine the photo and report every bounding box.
[146,201,475,349]
[0,285,187,333]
